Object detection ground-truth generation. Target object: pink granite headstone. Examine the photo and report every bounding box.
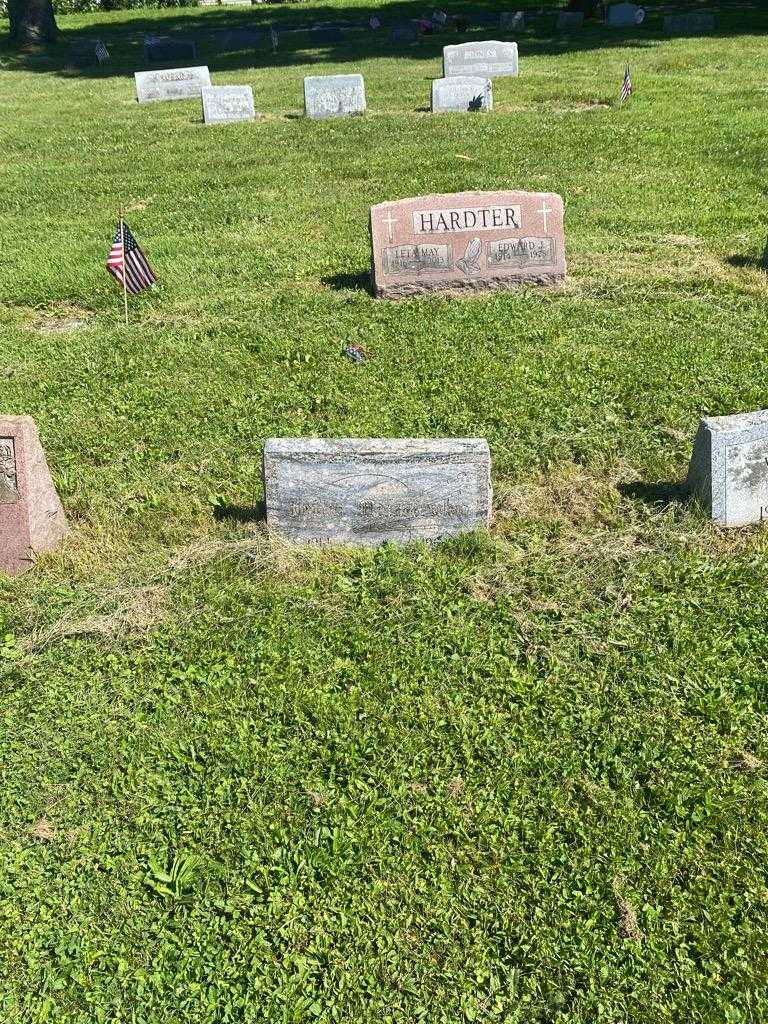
[0,416,68,577]
[370,189,566,298]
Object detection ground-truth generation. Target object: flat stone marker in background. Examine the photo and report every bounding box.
[143,35,197,63]
[264,438,491,545]
[607,2,640,26]
[210,28,261,50]
[0,416,68,577]
[70,37,109,67]
[687,410,768,527]
[443,40,518,78]
[135,66,211,103]
[431,76,492,112]
[370,189,565,298]
[310,24,344,45]
[202,85,255,123]
[390,21,419,44]
[556,11,584,29]
[303,73,366,119]
[663,10,715,33]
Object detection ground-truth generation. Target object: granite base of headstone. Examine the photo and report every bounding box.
[663,10,715,34]
[443,40,518,78]
[303,73,366,119]
[687,410,768,527]
[0,416,68,577]
[556,11,584,29]
[607,2,641,26]
[264,438,492,545]
[431,76,492,113]
[202,85,256,123]
[370,189,566,299]
[135,66,211,103]
[144,36,197,64]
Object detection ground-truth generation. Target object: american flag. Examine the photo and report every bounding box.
[106,222,156,296]
[620,64,632,103]
[95,39,110,64]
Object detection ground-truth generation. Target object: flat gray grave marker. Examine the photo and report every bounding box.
[303,73,366,119]
[210,27,262,50]
[370,189,566,298]
[687,410,768,526]
[556,11,584,29]
[135,66,211,103]
[201,85,256,123]
[607,2,641,26]
[663,10,715,33]
[310,24,343,44]
[431,76,492,112]
[390,21,419,43]
[264,438,492,545]
[443,40,518,78]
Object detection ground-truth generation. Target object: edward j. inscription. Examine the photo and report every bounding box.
[264,438,491,545]
[370,190,565,298]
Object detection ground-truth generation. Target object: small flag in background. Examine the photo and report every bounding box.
[94,39,110,64]
[106,222,156,296]
[620,64,632,103]
[270,27,279,51]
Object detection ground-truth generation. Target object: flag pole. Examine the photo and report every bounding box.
[119,204,128,327]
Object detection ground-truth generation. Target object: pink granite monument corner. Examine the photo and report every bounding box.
[0,416,68,577]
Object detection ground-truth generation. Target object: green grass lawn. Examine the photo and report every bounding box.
[2,2,768,1020]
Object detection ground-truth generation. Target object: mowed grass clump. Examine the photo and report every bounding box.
[2,3,768,1020]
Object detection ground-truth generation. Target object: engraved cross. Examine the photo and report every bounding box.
[382,211,398,243]
[537,200,553,233]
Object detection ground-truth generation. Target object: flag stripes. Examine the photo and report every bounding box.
[106,222,157,296]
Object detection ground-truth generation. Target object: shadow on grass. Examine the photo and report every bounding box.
[2,1,766,80]
[323,269,371,292]
[726,247,768,271]
[214,500,265,523]
[618,480,689,509]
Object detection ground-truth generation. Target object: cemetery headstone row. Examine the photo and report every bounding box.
[663,10,715,34]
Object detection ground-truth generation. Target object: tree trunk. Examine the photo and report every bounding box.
[7,0,59,44]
